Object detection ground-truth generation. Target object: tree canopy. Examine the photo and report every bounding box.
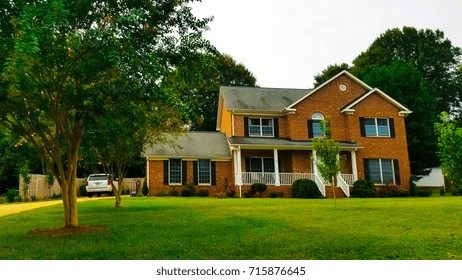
[162,53,257,131]
[434,112,462,189]
[313,26,462,175]
[0,0,211,227]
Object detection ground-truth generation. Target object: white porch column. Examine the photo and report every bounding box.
[312,150,318,176]
[273,149,280,186]
[146,159,150,189]
[236,146,243,197]
[351,150,358,181]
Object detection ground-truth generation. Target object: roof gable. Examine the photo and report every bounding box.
[286,70,372,110]
[341,88,412,116]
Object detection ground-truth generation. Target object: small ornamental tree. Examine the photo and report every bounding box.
[312,118,342,206]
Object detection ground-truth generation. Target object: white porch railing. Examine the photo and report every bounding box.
[337,174,351,197]
[340,174,355,186]
[314,174,326,197]
[279,173,314,185]
[240,172,326,197]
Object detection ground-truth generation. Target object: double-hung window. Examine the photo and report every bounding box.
[249,118,274,137]
[169,159,182,185]
[360,117,394,138]
[249,157,275,173]
[364,159,400,185]
[198,159,211,185]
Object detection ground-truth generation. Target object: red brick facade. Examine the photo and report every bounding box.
[146,71,412,196]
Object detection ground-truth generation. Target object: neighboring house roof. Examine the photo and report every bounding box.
[143,132,231,160]
[220,86,310,112]
[228,137,362,150]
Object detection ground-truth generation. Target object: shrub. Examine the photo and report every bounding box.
[451,187,462,196]
[181,182,196,197]
[351,180,376,198]
[6,188,17,203]
[79,184,87,197]
[250,183,267,197]
[215,192,228,198]
[168,187,179,197]
[269,191,284,198]
[198,188,209,197]
[51,193,61,199]
[142,178,148,196]
[292,179,322,199]
[409,179,417,197]
[440,188,446,196]
[243,190,253,198]
[378,184,409,198]
[417,190,432,197]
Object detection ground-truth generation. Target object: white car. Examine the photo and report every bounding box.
[85,174,117,197]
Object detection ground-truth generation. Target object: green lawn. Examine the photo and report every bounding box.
[1,196,461,260]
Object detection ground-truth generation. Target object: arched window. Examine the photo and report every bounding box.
[309,113,324,138]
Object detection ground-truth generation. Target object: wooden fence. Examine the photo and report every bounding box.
[19,174,144,199]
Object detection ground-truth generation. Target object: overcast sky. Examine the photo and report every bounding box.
[191,0,462,89]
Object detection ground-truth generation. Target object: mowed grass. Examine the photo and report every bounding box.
[1,196,461,260]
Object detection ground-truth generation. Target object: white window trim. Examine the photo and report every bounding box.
[248,117,274,137]
[198,159,211,186]
[311,112,324,138]
[249,157,275,173]
[365,118,391,137]
[169,159,182,185]
[369,159,396,185]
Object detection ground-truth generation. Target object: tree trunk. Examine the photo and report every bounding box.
[60,166,79,228]
[332,175,337,208]
[114,176,123,208]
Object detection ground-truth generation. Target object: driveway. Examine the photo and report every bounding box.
[0,196,113,217]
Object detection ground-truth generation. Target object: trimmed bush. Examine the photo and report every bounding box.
[250,183,267,197]
[6,188,17,203]
[181,182,195,197]
[378,184,409,198]
[142,178,148,196]
[292,179,322,199]
[269,191,284,198]
[417,190,432,197]
[79,184,87,197]
[198,188,209,197]
[351,180,376,198]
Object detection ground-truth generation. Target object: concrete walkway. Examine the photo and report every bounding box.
[0,196,113,217]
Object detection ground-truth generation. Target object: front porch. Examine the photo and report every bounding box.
[239,172,356,197]
[229,137,361,198]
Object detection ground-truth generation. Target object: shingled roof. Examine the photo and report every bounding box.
[143,132,231,160]
[219,86,311,112]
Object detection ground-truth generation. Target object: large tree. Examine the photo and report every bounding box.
[82,82,183,208]
[434,112,462,189]
[313,27,462,175]
[163,53,257,131]
[0,0,211,228]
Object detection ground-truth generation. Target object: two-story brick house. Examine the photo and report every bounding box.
[144,70,412,197]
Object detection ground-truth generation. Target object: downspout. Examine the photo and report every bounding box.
[231,110,235,136]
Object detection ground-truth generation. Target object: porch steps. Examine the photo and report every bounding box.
[325,186,347,199]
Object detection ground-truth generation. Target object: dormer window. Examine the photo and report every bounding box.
[248,117,274,137]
